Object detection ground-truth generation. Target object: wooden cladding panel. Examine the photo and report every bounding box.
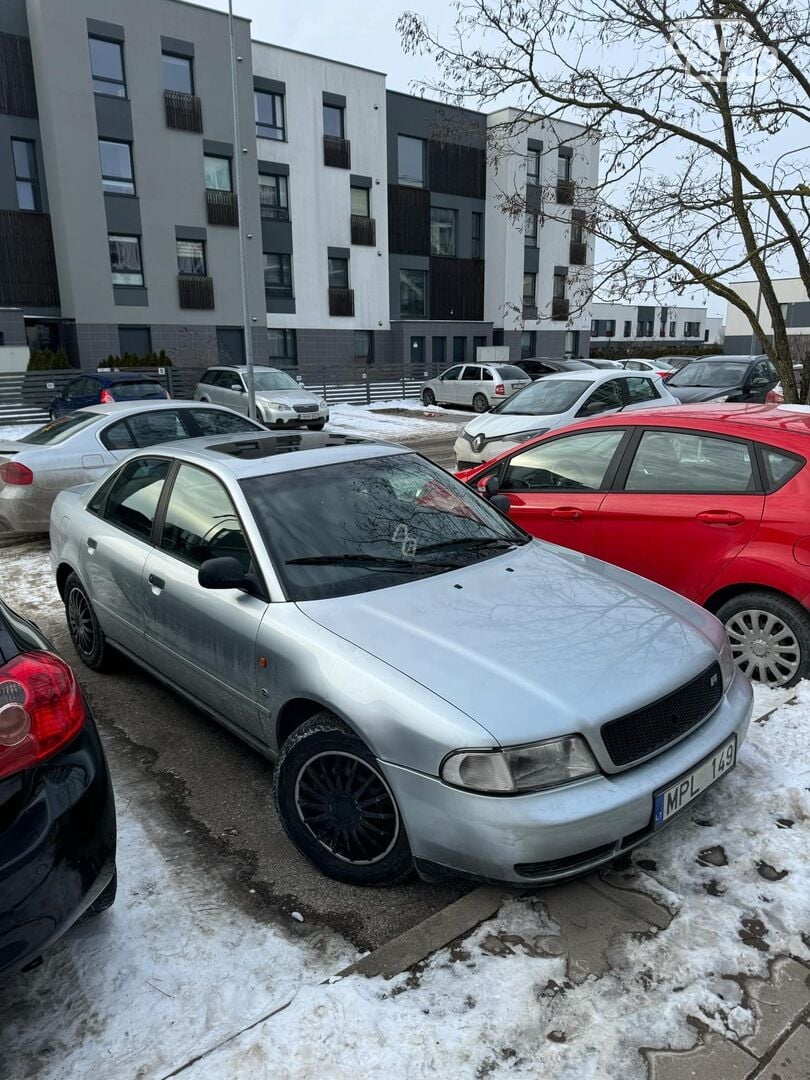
[430,257,484,321]
[388,185,430,255]
[0,33,37,118]
[428,140,485,199]
[0,211,59,307]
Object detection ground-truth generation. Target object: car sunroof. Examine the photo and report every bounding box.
[208,432,367,459]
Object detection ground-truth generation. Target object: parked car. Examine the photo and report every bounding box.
[193,366,329,429]
[515,358,594,380]
[0,598,116,980]
[454,370,680,469]
[0,401,263,535]
[50,373,168,418]
[583,359,622,369]
[654,355,701,372]
[49,430,751,886]
[666,355,778,403]
[457,403,810,687]
[617,358,678,379]
[765,365,804,404]
[421,363,531,411]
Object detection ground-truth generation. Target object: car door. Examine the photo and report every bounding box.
[745,359,778,402]
[596,428,766,602]
[436,365,463,405]
[142,462,266,740]
[492,427,629,554]
[218,371,247,415]
[80,456,172,655]
[573,378,626,421]
[622,376,664,413]
[458,365,482,408]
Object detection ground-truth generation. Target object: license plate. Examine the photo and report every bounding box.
[654,736,736,828]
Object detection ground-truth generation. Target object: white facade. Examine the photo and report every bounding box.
[251,43,390,334]
[589,302,715,347]
[725,278,809,338]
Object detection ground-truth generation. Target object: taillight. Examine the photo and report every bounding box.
[0,652,85,781]
[100,389,114,404]
[0,461,34,485]
[495,383,505,396]
[766,389,783,404]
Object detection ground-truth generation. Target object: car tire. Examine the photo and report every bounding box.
[64,572,114,672]
[85,868,117,918]
[274,711,414,886]
[422,388,436,407]
[307,422,326,431]
[717,590,810,688]
[473,393,489,413]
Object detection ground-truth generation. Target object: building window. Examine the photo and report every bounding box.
[11,139,40,211]
[328,256,349,289]
[553,271,567,300]
[523,272,537,306]
[323,104,345,138]
[637,319,654,336]
[118,326,152,356]
[453,336,466,364]
[527,151,541,185]
[89,36,126,98]
[524,212,537,247]
[669,321,676,337]
[591,319,615,337]
[255,91,285,140]
[109,234,143,287]
[268,328,297,364]
[432,336,446,368]
[684,321,701,337]
[571,217,584,245]
[354,330,374,364]
[98,140,135,196]
[520,330,536,359]
[204,155,232,192]
[350,185,370,217]
[400,269,427,318]
[259,174,289,220]
[564,330,579,357]
[623,320,632,337]
[397,135,425,187]
[264,253,292,297]
[162,53,193,94]
[558,151,572,181]
[472,212,482,258]
[176,239,206,276]
[410,336,426,367]
[430,207,457,257]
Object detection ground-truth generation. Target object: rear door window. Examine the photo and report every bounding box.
[625,377,661,404]
[101,410,188,450]
[103,457,171,541]
[187,409,262,436]
[625,431,756,492]
[461,366,482,381]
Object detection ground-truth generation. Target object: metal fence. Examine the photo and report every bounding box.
[0,368,423,426]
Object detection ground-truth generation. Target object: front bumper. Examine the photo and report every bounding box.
[0,714,116,980]
[264,408,329,427]
[381,669,753,885]
[0,484,53,534]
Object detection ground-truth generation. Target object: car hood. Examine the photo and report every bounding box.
[298,540,721,764]
[462,410,564,442]
[255,388,320,407]
[669,384,742,403]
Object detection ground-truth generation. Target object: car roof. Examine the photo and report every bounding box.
[522,369,652,384]
[680,355,761,363]
[93,372,164,382]
[140,430,409,479]
[203,365,285,374]
[77,400,244,417]
[562,403,810,438]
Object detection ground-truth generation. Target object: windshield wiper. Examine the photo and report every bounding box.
[286,553,456,571]
[419,536,526,554]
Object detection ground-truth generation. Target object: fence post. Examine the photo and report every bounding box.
[365,369,371,405]
[166,367,175,398]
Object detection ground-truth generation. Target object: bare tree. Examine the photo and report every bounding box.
[398,0,810,400]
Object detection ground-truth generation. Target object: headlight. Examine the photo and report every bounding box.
[504,427,549,444]
[441,735,598,794]
[319,398,328,409]
[266,401,293,411]
[719,635,735,689]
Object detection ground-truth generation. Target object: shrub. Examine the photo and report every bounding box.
[98,350,173,369]
[27,348,70,370]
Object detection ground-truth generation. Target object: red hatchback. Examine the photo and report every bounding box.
[458,404,810,687]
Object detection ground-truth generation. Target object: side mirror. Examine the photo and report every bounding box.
[231,383,243,392]
[198,556,245,590]
[751,377,769,389]
[484,475,501,498]
[490,494,511,514]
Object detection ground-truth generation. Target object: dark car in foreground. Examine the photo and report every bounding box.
[0,600,115,980]
[50,373,168,418]
[514,358,594,380]
[667,355,778,404]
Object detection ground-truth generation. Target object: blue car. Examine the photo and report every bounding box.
[50,373,168,418]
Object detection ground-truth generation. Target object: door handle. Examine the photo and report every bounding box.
[696,510,745,526]
[87,537,97,551]
[550,507,583,520]
[148,573,165,591]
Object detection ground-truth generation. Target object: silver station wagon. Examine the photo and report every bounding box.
[50,432,753,885]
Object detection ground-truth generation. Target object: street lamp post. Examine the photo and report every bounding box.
[748,142,810,359]
[227,0,256,421]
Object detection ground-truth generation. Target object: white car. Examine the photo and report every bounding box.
[617,358,677,377]
[454,370,680,468]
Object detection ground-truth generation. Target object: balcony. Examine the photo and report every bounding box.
[259,200,289,221]
[522,304,538,321]
[164,90,203,134]
[328,286,355,316]
[324,134,351,169]
[556,179,575,205]
[551,297,570,321]
[569,240,587,265]
[206,189,238,227]
[178,274,214,310]
[350,215,376,246]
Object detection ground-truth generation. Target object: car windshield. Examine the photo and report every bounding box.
[669,361,749,388]
[491,378,590,415]
[112,380,164,399]
[241,453,528,600]
[253,371,300,392]
[18,411,99,445]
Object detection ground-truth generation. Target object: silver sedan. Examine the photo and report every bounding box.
[0,401,263,534]
[50,432,752,885]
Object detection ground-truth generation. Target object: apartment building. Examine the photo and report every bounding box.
[0,0,599,376]
[589,302,723,351]
[725,278,810,354]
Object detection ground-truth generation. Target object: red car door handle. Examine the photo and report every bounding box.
[550,507,583,519]
[696,510,745,526]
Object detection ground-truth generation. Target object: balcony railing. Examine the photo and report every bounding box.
[556,179,575,205]
[206,189,238,227]
[324,134,351,169]
[178,274,215,310]
[164,90,203,134]
[259,201,289,221]
[328,286,355,316]
[522,304,538,321]
[569,240,587,265]
[551,297,570,321]
[350,215,376,246]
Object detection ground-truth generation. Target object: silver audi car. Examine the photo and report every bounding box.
[49,432,752,886]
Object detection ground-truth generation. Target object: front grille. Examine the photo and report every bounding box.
[601,661,723,767]
[293,404,318,414]
[515,842,617,878]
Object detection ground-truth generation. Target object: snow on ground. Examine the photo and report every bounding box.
[0,422,39,442]
[326,402,463,440]
[364,398,467,417]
